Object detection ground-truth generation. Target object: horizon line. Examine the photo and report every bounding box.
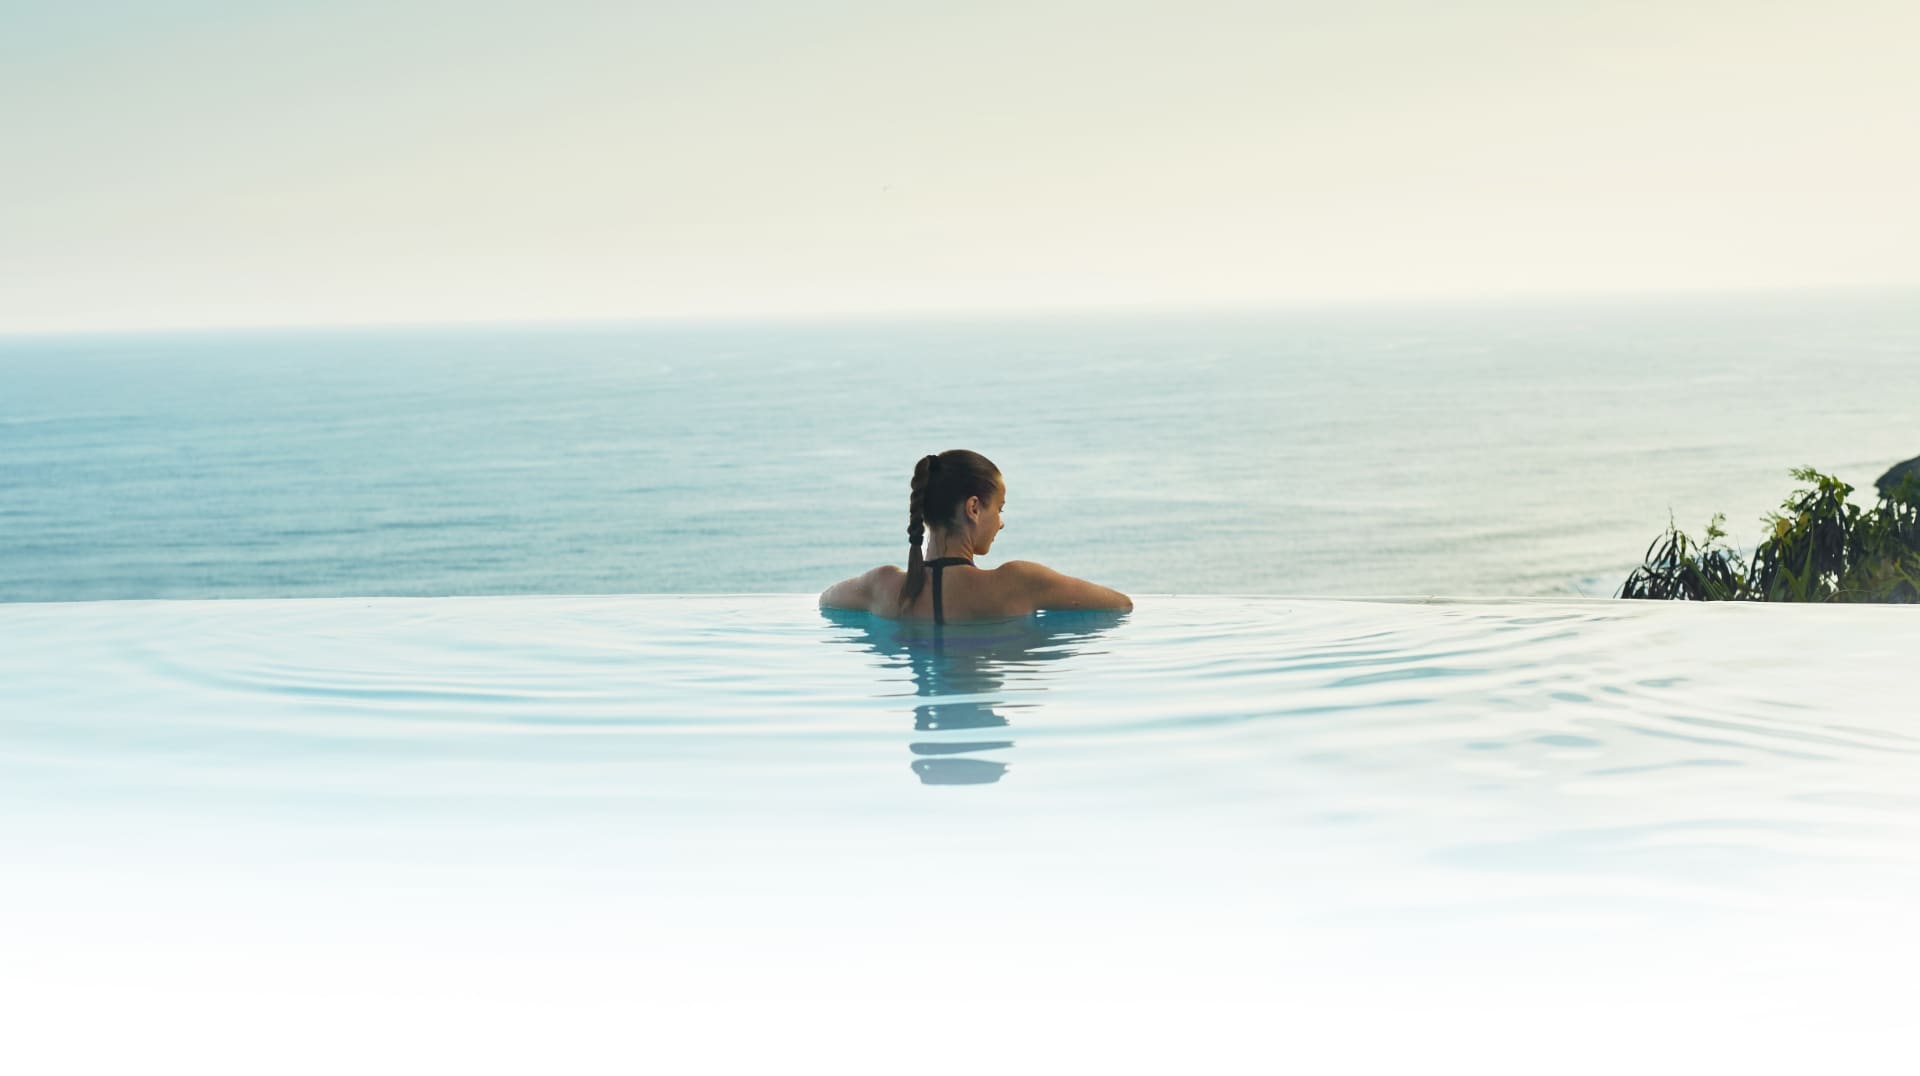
[2,281,1915,341]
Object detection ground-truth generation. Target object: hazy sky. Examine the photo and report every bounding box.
[3,0,1915,332]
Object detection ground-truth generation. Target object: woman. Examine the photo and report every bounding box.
[820,449,1132,622]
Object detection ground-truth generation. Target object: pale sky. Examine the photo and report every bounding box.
[2,0,1916,332]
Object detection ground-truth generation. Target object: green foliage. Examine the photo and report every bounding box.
[1619,467,1920,603]
[1837,469,1920,603]
[1749,468,1860,601]
[1619,513,1747,601]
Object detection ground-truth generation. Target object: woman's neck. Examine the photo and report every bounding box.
[925,529,975,561]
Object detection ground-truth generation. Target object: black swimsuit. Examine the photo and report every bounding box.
[925,556,974,625]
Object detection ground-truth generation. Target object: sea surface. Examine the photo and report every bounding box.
[3,594,1914,1072]
[5,289,1918,602]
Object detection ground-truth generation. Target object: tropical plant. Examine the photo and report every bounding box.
[1748,468,1860,602]
[1834,470,1920,603]
[1619,468,1920,603]
[1619,513,1747,601]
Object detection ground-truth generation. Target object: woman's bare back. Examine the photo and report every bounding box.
[844,560,1131,621]
[883,562,1018,622]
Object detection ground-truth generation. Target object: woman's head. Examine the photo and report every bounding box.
[901,449,1003,605]
[910,449,1003,550]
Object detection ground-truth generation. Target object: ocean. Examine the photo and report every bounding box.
[3,289,1917,602]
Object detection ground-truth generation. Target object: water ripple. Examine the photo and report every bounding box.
[3,594,1916,907]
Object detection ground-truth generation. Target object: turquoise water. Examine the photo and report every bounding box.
[3,595,1914,1069]
[4,290,1918,602]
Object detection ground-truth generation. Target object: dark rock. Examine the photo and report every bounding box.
[1875,454,1920,498]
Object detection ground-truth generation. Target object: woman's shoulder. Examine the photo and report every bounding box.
[991,559,1047,575]
[991,560,1132,612]
[865,564,907,600]
[820,564,906,613]
[990,559,1068,585]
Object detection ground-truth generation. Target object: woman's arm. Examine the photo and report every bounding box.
[999,560,1132,612]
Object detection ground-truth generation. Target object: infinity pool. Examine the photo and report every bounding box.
[3,595,1915,1072]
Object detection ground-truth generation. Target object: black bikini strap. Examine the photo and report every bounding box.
[931,559,944,626]
[925,557,973,626]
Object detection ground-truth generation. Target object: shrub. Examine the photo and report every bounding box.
[1619,468,1920,603]
[1619,513,1747,601]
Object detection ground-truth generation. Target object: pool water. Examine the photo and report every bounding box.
[3,595,1915,1072]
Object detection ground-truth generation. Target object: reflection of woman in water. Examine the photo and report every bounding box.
[819,606,1130,784]
[819,449,1132,622]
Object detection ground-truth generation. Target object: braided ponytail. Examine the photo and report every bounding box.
[899,454,938,610]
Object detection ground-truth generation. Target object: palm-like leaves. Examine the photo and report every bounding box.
[1620,468,1920,603]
